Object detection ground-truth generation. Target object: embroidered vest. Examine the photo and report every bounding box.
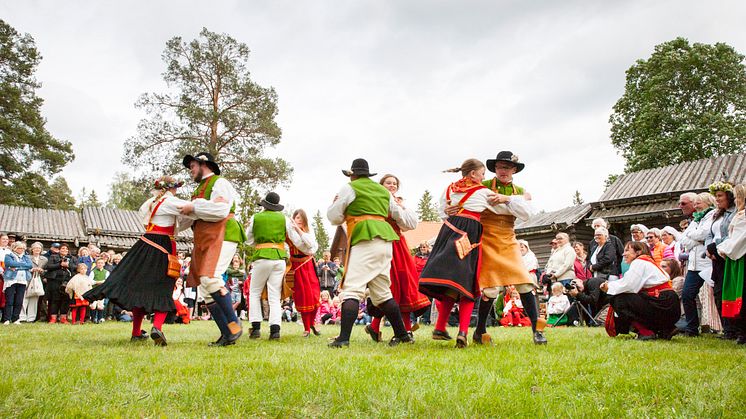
[345,178,398,246]
[251,211,288,261]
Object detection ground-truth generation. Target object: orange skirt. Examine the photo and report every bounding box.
[478,212,533,288]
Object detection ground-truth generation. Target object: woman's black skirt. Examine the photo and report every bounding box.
[419,215,482,302]
[84,233,176,313]
[609,289,680,335]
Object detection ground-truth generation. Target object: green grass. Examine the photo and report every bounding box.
[0,321,745,418]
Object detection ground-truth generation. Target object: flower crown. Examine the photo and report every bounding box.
[154,179,184,190]
[709,181,733,195]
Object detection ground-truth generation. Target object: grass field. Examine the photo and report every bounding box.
[1,320,745,418]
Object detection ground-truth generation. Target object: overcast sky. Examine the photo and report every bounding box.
[3,1,745,225]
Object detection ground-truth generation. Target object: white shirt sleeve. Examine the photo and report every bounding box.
[244,216,255,246]
[192,177,234,222]
[438,187,449,220]
[606,260,666,295]
[327,184,355,226]
[718,213,746,260]
[286,219,319,256]
[390,196,418,232]
[504,195,536,221]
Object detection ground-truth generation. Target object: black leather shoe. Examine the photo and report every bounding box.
[718,332,738,340]
[533,331,548,345]
[455,331,468,348]
[249,328,260,339]
[130,334,148,342]
[328,339,350,348]
[310,325,321,336]
[432,329,453,341]
[208,336,236,347]
[150,327,167,347]
[657,328,677,340]
[269,325,280,340]
[389,334,414,347]
[226,328,243,344]
[365,325,381,342]
[675,328,699,337]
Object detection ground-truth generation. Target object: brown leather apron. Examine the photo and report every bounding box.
[478,211,534,288]
[186,214,231,288]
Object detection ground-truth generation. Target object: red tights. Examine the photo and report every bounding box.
[371,313,412,333]
[131,307,168,337]
[301,308,318,332]
[71,307,87,324]
[434,298,475,334]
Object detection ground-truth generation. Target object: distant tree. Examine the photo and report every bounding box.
[107,172,151,210]
[610,37,746,172]
[123,27,291,222]
[87,190,102,207]
[46,177,76,210]
[603,173,621,191]
[572,190,584,205]
[0,19,75,208]
[312,210,329,259]
[417,190,439,222]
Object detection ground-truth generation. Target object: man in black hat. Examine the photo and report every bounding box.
[326,158,414,347]
[179,152,246,346]
[244,192,307,340]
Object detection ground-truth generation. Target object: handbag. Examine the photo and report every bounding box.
[140,235,181,279]
[444,219,480,260]
[27,272,45,297]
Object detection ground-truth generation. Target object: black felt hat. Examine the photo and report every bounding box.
[342,158,377,177]
[259,192,284,211]
[486,151,525,173]
[182,152,221,175]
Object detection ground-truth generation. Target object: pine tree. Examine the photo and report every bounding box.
[417,190,439,222]
[572,190,584,205]
[312,210,330,259]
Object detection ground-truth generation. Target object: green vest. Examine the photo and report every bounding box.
[251,211,287,261]
[483,178,524,196]
[346,178,398,246]
[92,268,107,282]
[192,175,247,244]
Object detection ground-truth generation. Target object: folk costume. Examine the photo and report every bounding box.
[66,273,92,325]
[366,192,428,341]
[85,185,188,345]
[245,192,307,340]
[419,175,506,347]
[182,153,246,346]
[606,255,680,339]
[286,220,320,336]
[717,208,746,344]
[472,151,545,345]
[327,158,413,347]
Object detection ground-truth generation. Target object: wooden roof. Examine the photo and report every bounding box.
[0,205,85,242]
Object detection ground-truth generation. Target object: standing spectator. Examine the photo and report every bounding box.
[20,242,47,322]
[573,242,592,281]
[518,240,539,279]
[0,233,12,314]
[645,228,666,266]
[717,183,746,344]
[88,258,109,323]
[413,242,431,276]
[225,255,246,316]
[589,227,621,280]
[678,192,717,337]
[544,233,576,286]
[589,218,624,274]
[630,224,649,242]
[78,247,94,274]
[45,243,78,323]
[3,241,33,324]
[706,181,738,340]
[661,226,681,260]
[333,256,344,294]
[101,252,114,272]
[316,251,338,296]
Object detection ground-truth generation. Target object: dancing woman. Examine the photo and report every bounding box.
[287,209,321,337]
[418,158,506,348]
[85,176,189,346]
[365,174,428,341]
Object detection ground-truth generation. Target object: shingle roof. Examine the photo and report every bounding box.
[0,204,85,241]
[588,198,682,223]
[515,204,592,234]
[597,153,746,204]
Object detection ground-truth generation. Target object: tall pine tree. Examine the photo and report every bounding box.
[312,210,329,259]
[417,190,439,222]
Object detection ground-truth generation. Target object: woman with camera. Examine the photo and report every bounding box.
[601,241,680,340]
[45,243,78,324]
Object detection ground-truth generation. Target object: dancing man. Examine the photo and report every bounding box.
[327,158,413,347]
[180,152,246,346]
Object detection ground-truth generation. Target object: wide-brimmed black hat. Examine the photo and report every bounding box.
[342,158,377,177]
[182,152,221,175]
[259,192,284,211]
[486,151,525,173]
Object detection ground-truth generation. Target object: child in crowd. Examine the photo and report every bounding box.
[88,257,109,324]
[173,277,190,324]
[281,298,296,322]
[356,298,371,325]
[500,290,532,327]
[547,282,571,326]
[316,290,334,325]
[330,296,341,324]
[78,247,94,275]
[66,264,93,325]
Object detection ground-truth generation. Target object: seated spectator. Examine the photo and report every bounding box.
[568,277,609,316]
[602,241,680,340]
[330,296,341,324]
[660,227,681,260]
[518,239,539,280]
[573,242,592,281]
[281,297,297,322]
[356,298,371,325]
[546,282,571,326]
[414,242,431,276]
[3,241,33,324]
[66,263,93,325]
[173,277,190,324]
[543,233,576,286]
[316,290,334,325]
[661,258,684,299]
[589,227,620,280]
[646,228,666,266]
[500,289,531,327]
